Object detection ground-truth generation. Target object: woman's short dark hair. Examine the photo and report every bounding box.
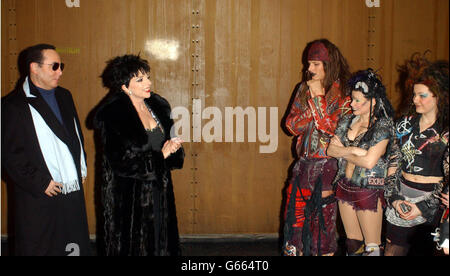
[101,54,150,92]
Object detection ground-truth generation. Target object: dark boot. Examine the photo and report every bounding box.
[346,239,365,256]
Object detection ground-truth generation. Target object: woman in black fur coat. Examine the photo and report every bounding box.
[94,54,184,256]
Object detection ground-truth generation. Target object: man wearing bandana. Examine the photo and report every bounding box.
[283,39,352,256]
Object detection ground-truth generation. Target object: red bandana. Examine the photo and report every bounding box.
[307,42,330,62]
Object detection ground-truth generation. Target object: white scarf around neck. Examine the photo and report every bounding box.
[24,77,87,195]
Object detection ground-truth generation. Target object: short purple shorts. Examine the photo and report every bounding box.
[335,177,385,212]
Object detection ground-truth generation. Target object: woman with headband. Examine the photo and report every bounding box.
[328,69,395,256]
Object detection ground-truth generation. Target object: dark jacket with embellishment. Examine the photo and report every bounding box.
[94,91,184,256]
[332,114,396,189]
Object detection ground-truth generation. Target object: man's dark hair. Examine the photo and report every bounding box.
[21,44,56,76]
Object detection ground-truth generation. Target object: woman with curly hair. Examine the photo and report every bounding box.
[94,54,184,255]
[384,53,449,256]
[283,39,352,256]
[328,69,395,256]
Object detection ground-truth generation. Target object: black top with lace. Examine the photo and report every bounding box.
[146,125,165,151]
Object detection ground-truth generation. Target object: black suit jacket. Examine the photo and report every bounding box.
[1,77,91,256]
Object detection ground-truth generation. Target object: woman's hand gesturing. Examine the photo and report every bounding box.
[162,137,184,159]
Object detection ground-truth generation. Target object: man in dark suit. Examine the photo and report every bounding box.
[1,44,91,255]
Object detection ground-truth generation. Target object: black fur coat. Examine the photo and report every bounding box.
[94,91,184,256]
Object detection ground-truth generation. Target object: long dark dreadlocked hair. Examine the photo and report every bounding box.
[397,52,449,133]
[347,68,395,142]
